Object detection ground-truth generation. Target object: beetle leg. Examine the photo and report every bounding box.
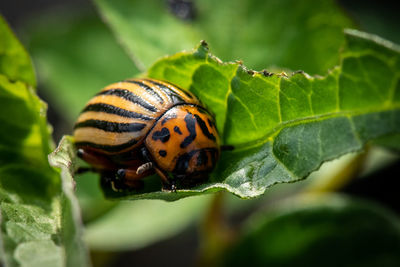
[116,168,153,181]
[154,167,169,184]
[100,171,125,192]
[136,162,154,174]
[154,167,176,192]
[115,167,152,190]
[140,147,152,161]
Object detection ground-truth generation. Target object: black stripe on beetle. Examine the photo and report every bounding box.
[174,126,182,135]
[180,113,196,148]
[75,139,138,152]
[144,79,185,104]
[75,120,147,132]
[82,103,152,120]
[97,89,157,112]
[159,150,167,157]
[152,127,170,142]
[207,118,215,128]
[180,89,193,99]
[194,114,216,141]
[197,108,207,114]
[125,80,164,104]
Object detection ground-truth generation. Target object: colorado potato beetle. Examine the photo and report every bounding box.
[74,78,220,191]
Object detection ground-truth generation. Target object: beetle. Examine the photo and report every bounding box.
[74,78,221,191]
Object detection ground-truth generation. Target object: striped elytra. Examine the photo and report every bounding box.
[74,78,220,191]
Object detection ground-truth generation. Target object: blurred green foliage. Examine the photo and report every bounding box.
[222,194,400,267]
[26,9,139,122]
[94,0,353,74]
[0,16,36,87]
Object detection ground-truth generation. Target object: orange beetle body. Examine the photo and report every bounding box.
[74,78,220,190]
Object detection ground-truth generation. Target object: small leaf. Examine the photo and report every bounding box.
[220,194,400,266]
[0,16,36,87]
[93,0,353,74]
[98,30,399,201]
[0,16,89,267]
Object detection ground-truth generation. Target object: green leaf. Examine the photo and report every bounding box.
[98,30,400,201]
[373,133,400,151]
[94,0,353,74]
[0,16,36,87]
[26,8,140,222]
[47,137,91,266]
[220,194,400,267]
[0,76,89,267]
[25,8,140,223]
[26,9,139,122]
[0,16,89,267]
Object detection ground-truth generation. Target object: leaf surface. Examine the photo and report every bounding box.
[0,17,36,87]
[0,16,89,267]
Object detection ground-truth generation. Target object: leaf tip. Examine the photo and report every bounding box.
[194,40,209,58]
[200,39,209,48]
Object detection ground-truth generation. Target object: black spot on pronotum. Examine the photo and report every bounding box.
[152,127,170,142]
[174,126,182,135]
[194,114,216,141]
[196,150,208,166]
[159,150,167,157]
[180,113,196,148]
[173,148,218,174]
[173,151,195,173]
[161,117,168,125]
[161,112,177,125]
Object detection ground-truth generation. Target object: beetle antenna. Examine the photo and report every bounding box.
[221,145,235,151]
